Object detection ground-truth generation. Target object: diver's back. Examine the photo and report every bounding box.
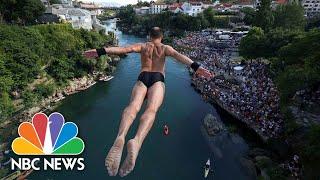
[140,42,166,74]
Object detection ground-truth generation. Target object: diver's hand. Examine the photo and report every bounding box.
[196,67,214,80]
[83,49,99,59]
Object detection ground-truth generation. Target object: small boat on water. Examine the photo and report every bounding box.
[163,125,169,135]
[204,159,211,178]
[104,76,114,82]
[99,76,114,82]
[53,96,65,103]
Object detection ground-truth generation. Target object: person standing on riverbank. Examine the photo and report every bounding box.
[83,27,213,177]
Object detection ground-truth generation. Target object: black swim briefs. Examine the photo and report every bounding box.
[137,71,165,88]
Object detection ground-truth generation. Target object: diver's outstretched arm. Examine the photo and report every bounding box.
[83,43,143,59]
[165,45,213,79]
[104,43,143,55]
[165,45,193,66]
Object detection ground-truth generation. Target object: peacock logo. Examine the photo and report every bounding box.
[12,112,85,155]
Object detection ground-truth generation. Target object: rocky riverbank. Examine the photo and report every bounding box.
[194,81,270,142]
[202,113,272,179]
[202,113,302,179]
[0,55,121,170]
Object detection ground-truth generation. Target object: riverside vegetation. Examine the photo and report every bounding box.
[116,5,242,41]
[0,24,115,123]
[0,2,118,177]
[240,0,320,179]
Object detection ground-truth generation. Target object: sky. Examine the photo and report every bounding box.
[81,0,153,6]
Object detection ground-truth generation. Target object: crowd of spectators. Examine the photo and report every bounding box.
[281,155,302,179]
[173,31,283,138]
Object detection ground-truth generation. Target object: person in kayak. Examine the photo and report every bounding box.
[83,27,213,177]
[164,124,169,135]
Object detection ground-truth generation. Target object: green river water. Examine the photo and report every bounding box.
[29,20,254,180]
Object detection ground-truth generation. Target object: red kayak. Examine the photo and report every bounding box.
[163,125,169,135]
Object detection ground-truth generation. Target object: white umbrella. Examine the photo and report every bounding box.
[234,66,244,71]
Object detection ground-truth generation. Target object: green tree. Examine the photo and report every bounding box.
[241,7,256,25]
[0,169,9,179]
[49,0,61,4]
[21,90,39,108]
[239,27,267,58]
[171,13,189,31]
[0,77,13,93]
[136,1,150,7]
[2,40,41,89]
[47,57,75,83]
[203,7,216,27]
[278,29,320,66]
[302,125,320,179]
[240,27,303,58]
[273,3,306,30]
[117,5,136,26]
[274,29,320,102]
[34,83,55,98]
[264,28,303,57]
[276,67,308,101]
[0,0,18,23]
[0,92,15,120]
[18,0,45,24]
[0,23,113,122]
[254,0,274,31]
[0,0,45,24]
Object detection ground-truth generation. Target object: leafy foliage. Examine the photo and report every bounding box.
[253,0,274,31]
[0,168,9,179]
[273,3,306,30]
[251,0,305,31]
[0,0,45,24]
[239,3,319,178]
[136,1,151,7]
[276,30,320,101]
[240,28,319,104]
[49,0,61,4]
[0,92,14,120]
[21,90,39,108]
[0,24,113,120]
[241,7,256,25]
[34,83,55,98]
[301,125,320,179]
[117,6,235,36]
[203,7,216,27]
[239,27,267,58]
[239,27,303,59]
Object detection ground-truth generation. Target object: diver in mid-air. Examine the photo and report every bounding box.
[83,27,213,177]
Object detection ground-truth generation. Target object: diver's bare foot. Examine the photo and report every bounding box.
[105,137,125,176]
[119,139,141,177]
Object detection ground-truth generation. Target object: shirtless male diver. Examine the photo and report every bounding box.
[83,27,213,177]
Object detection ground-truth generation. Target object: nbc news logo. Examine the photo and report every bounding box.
[10,112,85,171]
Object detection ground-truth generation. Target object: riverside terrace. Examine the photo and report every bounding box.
[173,31,283,140]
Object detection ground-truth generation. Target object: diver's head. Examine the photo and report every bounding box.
[149,27,163,42]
